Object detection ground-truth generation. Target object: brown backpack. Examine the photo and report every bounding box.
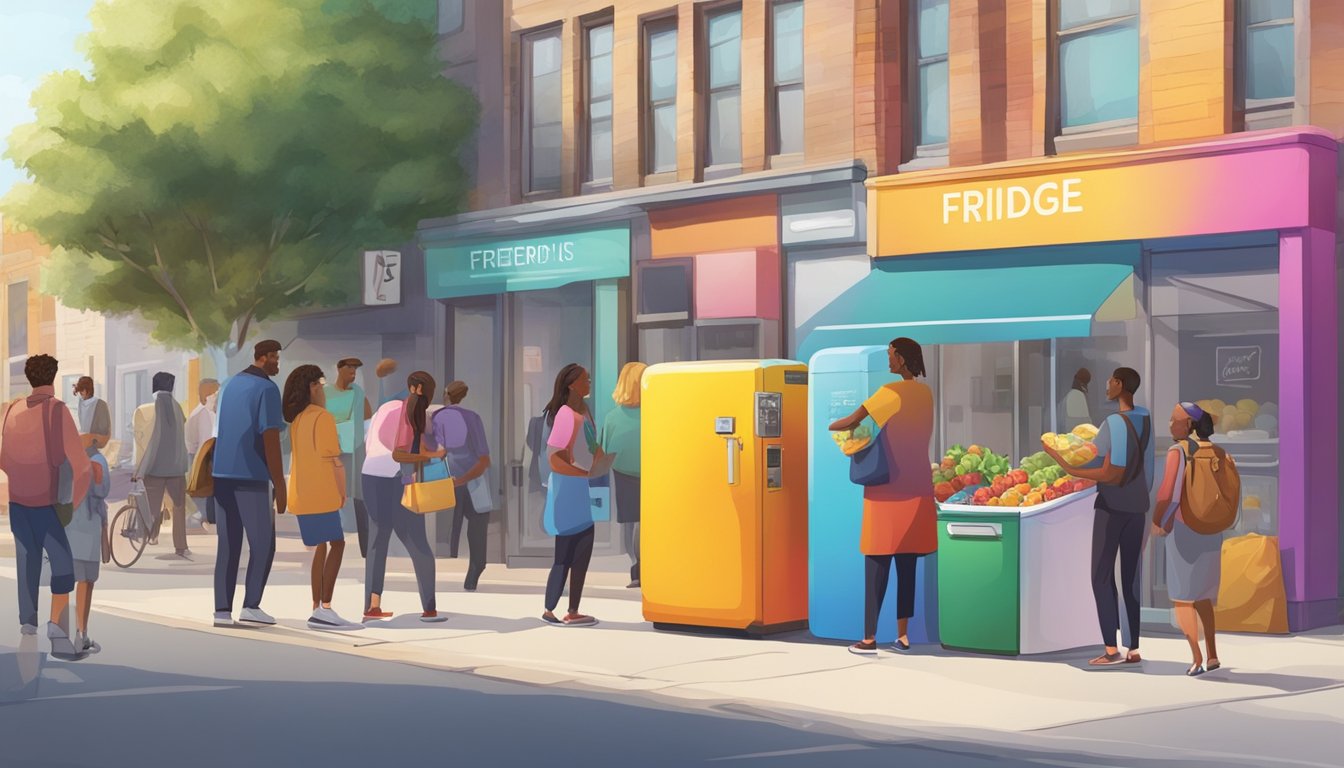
[1179,439,1240,535]
[186,437,215,499]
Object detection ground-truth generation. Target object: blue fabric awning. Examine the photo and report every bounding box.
[798,258,1134,363]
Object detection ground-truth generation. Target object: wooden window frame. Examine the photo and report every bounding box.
[519,24,564,199]
[641,13,681,179]
[904,0,949,166]
[697,2,744,179]
[580,13,616,191]
[1235,0,1301,132]
[766,0,805,162]
[1048,0,1140,154]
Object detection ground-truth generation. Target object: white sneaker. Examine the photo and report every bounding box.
[75,631,102,655]
[307,607,363,631]
[239,607,276,626]
[47,622,87,661]
[213,611,234,627]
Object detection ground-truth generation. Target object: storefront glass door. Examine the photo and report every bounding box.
[446,296,505,560]
[506,283,620,563]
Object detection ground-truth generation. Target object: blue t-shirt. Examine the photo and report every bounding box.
[212,367,284,482]
[1093,405,1155,513]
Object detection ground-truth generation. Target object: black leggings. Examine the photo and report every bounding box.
[545,526,596,613]
[1091,509,1144,650]
[865,554,919,639]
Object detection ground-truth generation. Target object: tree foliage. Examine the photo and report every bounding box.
[3,0,475,351]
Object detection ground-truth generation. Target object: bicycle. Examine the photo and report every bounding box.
[110,481,156,568]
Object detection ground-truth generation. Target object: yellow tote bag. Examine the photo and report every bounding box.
[1215,533,1289,634]
[401,459,457,515]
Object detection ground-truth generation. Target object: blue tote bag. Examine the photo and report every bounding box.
[849,427,891,486]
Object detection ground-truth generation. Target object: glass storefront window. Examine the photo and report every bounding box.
[1150,245,1280,541]
[936,343,1016,458]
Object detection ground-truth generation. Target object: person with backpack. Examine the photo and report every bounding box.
[0,354,96,660]
[428,381,492,591]
[1044,367,1154,667]
[1152,402,1236,677]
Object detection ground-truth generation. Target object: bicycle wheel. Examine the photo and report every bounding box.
[110,504,148,568]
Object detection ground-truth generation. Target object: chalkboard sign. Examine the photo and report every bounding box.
[1216,346,1261,385]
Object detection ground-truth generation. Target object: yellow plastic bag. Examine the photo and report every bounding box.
[1215,533,1289,634]
[401,460,457,515]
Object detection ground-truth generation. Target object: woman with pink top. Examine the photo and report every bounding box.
[360,371,446,623]
[540,364,603,627]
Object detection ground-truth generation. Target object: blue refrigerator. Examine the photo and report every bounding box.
[807,346,939,644]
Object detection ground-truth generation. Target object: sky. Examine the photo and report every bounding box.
[0,0,94,198]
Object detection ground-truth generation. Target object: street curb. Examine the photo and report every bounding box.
[87,600,971,743]
[85,598,1344,768]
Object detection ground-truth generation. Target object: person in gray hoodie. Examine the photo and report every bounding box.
[136,372,191,558]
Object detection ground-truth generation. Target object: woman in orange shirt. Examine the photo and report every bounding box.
[284,365,361,631]
[829,337,937,655]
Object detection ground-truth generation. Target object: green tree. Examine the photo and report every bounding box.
[3,0,475,368]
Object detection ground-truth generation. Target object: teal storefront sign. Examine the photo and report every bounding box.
[424,226,631,299]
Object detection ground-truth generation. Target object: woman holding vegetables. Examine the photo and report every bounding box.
[829,338,937,656]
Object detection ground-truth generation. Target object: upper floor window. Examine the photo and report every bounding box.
[522,29,563,194]
[911,0,949,152]
[1057,0,1139,133]
[770,1,805,157]
[438,0,464,36]
[704,7,743,169]
[585,23,615,184]
[1239,0,1295,126]
[645,20,679,175]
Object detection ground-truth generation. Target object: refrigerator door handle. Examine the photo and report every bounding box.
[724,437,741,486]
[946,522,1003,539]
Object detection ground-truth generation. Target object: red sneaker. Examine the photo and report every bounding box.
[363,608,393,621]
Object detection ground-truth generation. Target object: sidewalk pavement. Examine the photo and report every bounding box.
[4,510,1344,748]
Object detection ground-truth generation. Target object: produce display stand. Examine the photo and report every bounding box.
[936,488,1099,655]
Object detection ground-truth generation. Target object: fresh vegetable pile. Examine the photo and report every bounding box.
[931,444,1010,503]
[930,429,1101,508]
[968,474,1096,507]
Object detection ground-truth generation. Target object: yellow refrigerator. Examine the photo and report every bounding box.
[641,360,809,634]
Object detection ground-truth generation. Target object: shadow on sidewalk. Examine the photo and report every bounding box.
[1196,669,1339,693]
[356,612,651,635]
[0,646,1286,768]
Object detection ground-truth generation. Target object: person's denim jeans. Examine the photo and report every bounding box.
[363,474,437,612]
[8,503,75,627]
[213,479,276,613]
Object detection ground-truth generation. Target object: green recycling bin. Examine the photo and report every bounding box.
[937,508,1021,655]
[937,489,1100,656]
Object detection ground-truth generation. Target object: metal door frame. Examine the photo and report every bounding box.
[503,284,622,568]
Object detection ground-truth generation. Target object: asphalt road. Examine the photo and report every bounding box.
[4,574,1283,768]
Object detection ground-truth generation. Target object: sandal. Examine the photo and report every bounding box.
[1206,659,1221,672]
[1186,663,1206,677]
[1089,652,1126,666]
[541,612,562,625]
[1124,652,1142,664]
[849,641,878,655]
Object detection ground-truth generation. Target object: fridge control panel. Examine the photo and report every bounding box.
[765,445,783,489]
[714,416,736,435]
[755,392,782,438]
